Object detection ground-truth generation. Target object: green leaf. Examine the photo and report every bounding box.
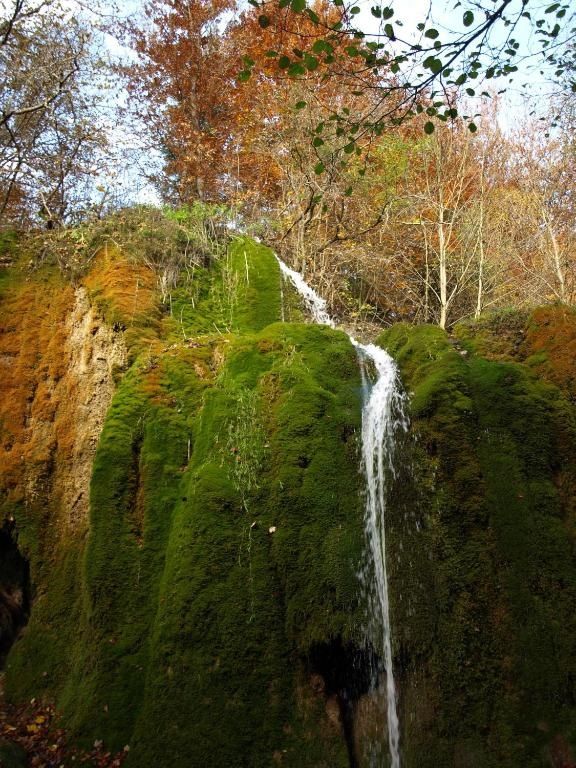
[468,122,478,133]
[371,6,381,17]
[425,28,439,39]
[265,50,278,57]
[344,142,355,154]
[424,121,435,134]
[278,56,291,69]
[306,8,319,23]
[304,55,319,71]
[288,62,306,75]
[313,137,324,147]
[350,5,361,13]
[295,101,307,109]
[344,186,353,196]
[384,23,395,38]
[314,162,325,174]
[463,10,474,26]
[237,70,251,82]
[382,7,394,19]
[291,0,306,12]
[424,56,442,74]
[313,39,332,55]
[258,14,270,27]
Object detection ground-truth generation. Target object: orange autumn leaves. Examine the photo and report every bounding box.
[124,0,375,206]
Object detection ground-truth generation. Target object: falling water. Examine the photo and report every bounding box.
[357,345,407,768]
[276,256,407,767]
[275,260,335,328]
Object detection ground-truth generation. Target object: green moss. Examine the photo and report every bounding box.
[128,323,363,767]
[0,740,27,767]
[378,322,576,768]
[227,238,282,332]
[8,223,576,767]
[161,237,282,340]
[6,264,364,765]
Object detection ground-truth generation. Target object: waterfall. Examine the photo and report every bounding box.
[276,256,407,767]
[357,345,407,768]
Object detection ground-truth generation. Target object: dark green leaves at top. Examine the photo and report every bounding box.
[425,28,439,39]
[463,10,474,26]
[423,56,443,74]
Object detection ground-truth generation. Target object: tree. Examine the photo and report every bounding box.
[0,0,111,225]
[243,0,576,143]
[125,0,237,203]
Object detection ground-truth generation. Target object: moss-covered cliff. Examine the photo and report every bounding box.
[1,214,576,767]
[0,226,365,767]
[379,310,576,768]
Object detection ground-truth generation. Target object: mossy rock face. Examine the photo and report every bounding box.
[0,740,28,768]
[4,236,364,767]
[5,224,576,768]
[378,320,576,768]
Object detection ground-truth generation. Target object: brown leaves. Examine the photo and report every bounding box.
[0,696,127,768]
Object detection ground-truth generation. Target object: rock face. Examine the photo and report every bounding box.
[378,312,576,768]
[1,228,576,768]
[1,237,365,767]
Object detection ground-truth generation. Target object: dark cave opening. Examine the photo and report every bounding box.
[0,521,31,669]
[307,639,375,768]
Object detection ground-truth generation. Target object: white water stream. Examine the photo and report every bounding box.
[276,257,406,768]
